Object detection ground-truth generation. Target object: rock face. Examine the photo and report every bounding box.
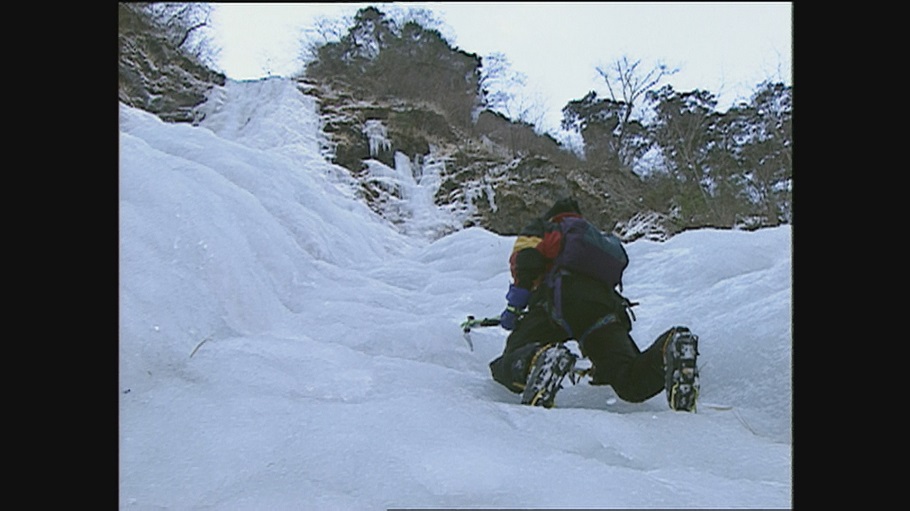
[118,4,674,241]
[298,7,675,241]
[303,74,672,240]
[118,4,225,124]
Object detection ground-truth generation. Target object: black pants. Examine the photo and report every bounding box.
[489,275,671,403]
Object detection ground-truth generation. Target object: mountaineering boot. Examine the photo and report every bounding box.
[521,343,577,408]
[663,326,700,412]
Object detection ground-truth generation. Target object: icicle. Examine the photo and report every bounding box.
[362,119,391,156]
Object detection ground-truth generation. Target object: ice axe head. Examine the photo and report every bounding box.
[463,315,476,333]
[460,315,502,352]
[462,316,476,351]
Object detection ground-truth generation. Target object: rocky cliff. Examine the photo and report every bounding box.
[118,4,226,124]
[118,5,674,241]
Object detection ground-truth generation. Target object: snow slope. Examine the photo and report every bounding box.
[119,77,792,509]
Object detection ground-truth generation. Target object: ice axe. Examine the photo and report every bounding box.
[460,315,501,351]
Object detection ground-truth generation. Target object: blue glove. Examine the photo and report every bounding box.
[500,284,531,331]
[500,308,520,330]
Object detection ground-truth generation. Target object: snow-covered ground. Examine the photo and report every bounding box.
[119,77,792,509]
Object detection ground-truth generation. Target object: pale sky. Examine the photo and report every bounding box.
[210,2,792,132]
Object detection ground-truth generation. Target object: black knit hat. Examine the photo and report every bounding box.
[544,197,582,220]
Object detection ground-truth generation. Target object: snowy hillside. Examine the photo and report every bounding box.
[119,77,792,509]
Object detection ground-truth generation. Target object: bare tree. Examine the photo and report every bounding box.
[299,14,352,64]
[479,53,525,116]
[577,56,679,172]
[479,53,552,137]
[596,55,679,126]
[507,89,550,134]
[141,2,220,67]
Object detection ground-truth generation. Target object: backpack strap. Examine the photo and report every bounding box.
[546,269,641,349]
[546,268,573,338]
[545,220,574,337]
